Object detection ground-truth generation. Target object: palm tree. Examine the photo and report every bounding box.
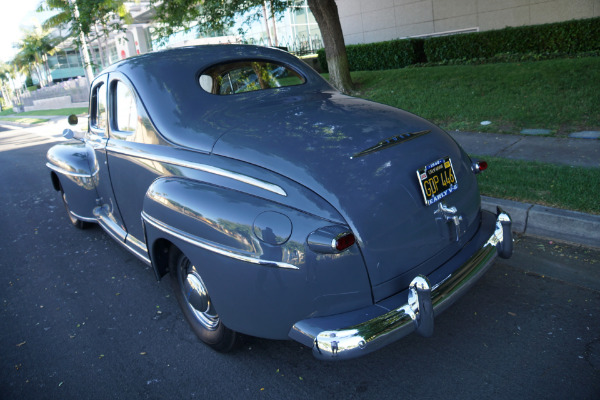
[13,40,39,88]
[13,28,60,88]
[39,0,129,79]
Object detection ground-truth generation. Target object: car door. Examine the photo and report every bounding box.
[103,72,170,262]
[86,74,128,242]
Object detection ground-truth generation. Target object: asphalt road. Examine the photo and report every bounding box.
[1,125,599,399]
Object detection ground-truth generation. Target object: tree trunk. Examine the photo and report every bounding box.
[262,2,273,47]
[94,23,108,69]
[306,0,353,93]
[270,1,279,47]
[101,23,112,64]
[34,64,45,88]
[43,56,52,85]
[69,0,94,83]
[1,84,10,106]
[86,34,100,73]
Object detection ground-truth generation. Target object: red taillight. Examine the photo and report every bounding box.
[334,233,356,252]
[472,160,488,174]
[307,226,356,254]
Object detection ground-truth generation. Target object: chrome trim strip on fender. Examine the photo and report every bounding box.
[290,208,513,360]
[120,239,151,265]
[94,207,151,265]
[69,210,97,223]
[141,211,299,270]
[126,234,148,256]
[46,162,99,178]
[107,146,287,197]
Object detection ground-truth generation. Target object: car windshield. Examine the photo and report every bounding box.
[199,61,305,95]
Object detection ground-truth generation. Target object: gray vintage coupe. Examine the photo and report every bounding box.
[46,45,512,360]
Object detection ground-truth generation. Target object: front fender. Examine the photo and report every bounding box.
[142,177,373,339]
[46,141,99,221]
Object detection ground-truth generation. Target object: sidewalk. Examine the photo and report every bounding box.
[448,130,600,249]
[449,130,600,168]
[0,114,88,133]
[2,115,599,248]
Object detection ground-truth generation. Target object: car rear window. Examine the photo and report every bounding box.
[199,61,305,95]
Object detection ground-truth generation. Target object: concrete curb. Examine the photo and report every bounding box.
[482,196,600,249]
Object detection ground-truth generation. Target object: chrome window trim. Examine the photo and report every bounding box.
[107,145,287,197]
[46,162,99,178]
[142,211,298,270]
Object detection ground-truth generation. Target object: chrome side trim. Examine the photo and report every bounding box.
[120,238,151,265]
[46,162,99,178]
[126,234,148,256]
[94,207,151,265]
[69,210,97,223]
[291,208,513,360]
[107,146,287,197]
[141,211,299,270]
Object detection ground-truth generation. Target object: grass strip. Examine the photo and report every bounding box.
[11,107,88,117]
[0,117,49,125]
[0,108,15,116]
[475,156,600,215]
[349,57,600,136]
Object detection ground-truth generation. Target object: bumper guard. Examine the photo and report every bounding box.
[290,208,513,360]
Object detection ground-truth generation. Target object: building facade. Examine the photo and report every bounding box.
[336,0,600,44]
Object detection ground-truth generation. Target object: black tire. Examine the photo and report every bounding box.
[60,189,90,229]
[169,248,237,352]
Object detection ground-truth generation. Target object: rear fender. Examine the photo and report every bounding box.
[142,177,373,339]
[46,141,99,221]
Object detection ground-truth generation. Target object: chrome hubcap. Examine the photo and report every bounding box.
[181,258,219,330]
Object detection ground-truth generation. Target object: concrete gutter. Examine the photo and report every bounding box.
[482,196,600,249]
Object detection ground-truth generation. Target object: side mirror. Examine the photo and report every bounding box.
[62,129,75,139]
[67,114,79,126]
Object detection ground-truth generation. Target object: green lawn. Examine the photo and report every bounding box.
[0,107,87,117]
[349,57,600,136]
[476,156,600,214]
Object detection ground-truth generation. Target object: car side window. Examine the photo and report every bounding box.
[114,81,137,133]
[91,82,107,131]
[199,61,305,95]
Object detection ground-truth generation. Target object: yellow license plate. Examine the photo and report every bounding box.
[416,157,458,206]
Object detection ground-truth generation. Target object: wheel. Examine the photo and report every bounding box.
[60,189,90,229]
[170,249,237,352]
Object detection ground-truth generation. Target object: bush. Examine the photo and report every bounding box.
[424,17,600,62]
[317,17,600,71]
[317,38,425,72]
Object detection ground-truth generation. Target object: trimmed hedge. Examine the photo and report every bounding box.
[318,17,600,71]
[424,17,600,62]
[317,38,424,72]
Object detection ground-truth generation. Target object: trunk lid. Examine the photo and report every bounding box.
[212,92,481,299]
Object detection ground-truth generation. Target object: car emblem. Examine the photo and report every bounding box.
[434,203,463,241]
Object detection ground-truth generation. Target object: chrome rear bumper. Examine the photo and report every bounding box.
[290,208,512,360]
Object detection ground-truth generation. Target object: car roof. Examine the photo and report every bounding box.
[101,45,330,152]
